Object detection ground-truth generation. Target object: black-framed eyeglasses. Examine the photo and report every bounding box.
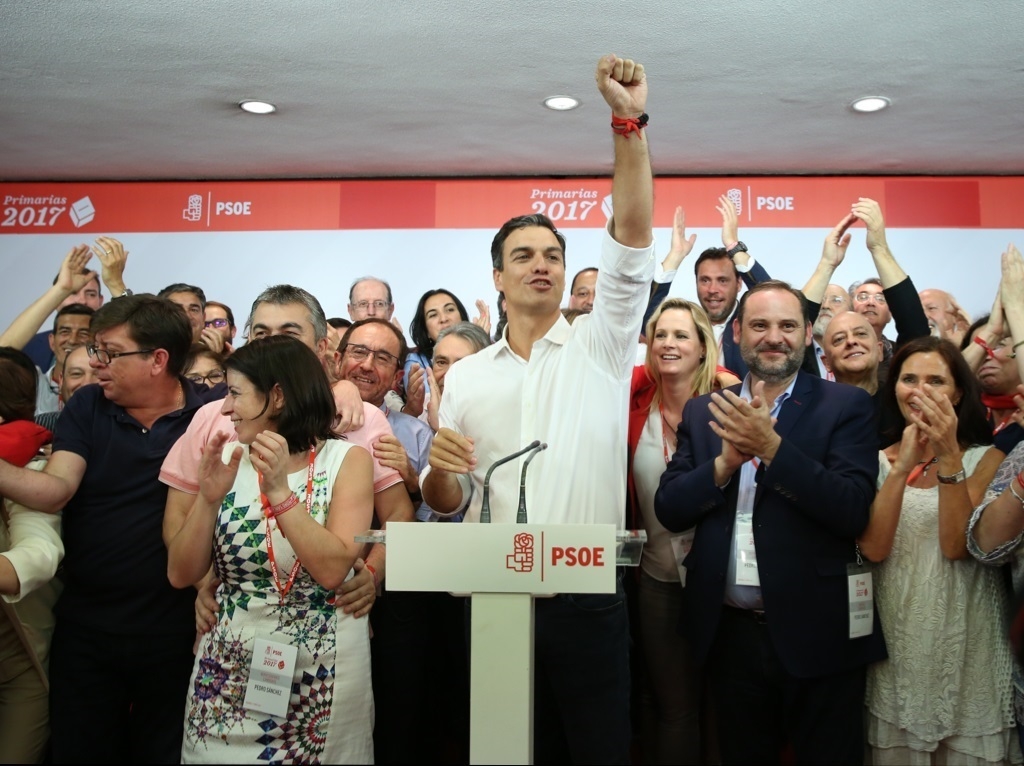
[344,343,399,368]
[185,369,227,385]
[87,345,154,364]
[204,318,229,329]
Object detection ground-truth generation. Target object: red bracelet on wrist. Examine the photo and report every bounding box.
[268,492,299,518]
[611,112,649,138]
[364,563,379,591]
[1016,472,1024,493]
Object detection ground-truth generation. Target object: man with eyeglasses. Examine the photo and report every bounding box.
[0,293,224,762]
[348,276,395,322]
[334,316,470,762]
[203,300,237,353]
[160,285,413,623]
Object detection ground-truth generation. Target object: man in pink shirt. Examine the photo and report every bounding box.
[160,285,414,624]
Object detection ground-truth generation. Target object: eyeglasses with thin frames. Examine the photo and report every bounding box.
[344,343,399,368]
[351,300,390,312]
[204,318,229,329]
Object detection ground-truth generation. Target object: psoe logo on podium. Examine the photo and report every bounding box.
[506,532,534,573]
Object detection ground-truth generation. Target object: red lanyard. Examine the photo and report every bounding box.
[258,446,316,604]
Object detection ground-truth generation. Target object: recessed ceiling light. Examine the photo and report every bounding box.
[850,96,891,113]
[239,100,277,115]
[543,96,580,111]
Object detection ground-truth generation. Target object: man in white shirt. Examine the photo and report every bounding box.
[423,53,654,764]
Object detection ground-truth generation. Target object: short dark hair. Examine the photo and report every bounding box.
[734,280,810,327]
[90,294,193,376]
[205,300,235,329]
[693,247,738,279]
[245,285,328,344]
[960,314,989,352]
[52,303,95,333]
[52,272,100,294]
[184,343,226,374]
[224,336,336,453]
[880,336,993,449]
[409,289,469,362]
[158,283,207,308]
[490,214,566,271]
[339,317,410,368]
[570,267,598,294]
[0,347,39,421]
[327,317,352,330]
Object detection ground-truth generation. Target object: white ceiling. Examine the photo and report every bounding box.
[2,0,1022,182]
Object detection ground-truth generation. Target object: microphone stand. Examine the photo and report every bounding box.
[480,440,542,523]
[516,443,548,523]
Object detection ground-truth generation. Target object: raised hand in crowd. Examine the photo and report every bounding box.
[471,299,491,336]
[661,205,697,273]
[802,211,854,303]
[0,243,96,350]
[90,236,129,296]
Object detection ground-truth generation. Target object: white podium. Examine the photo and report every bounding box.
[358,523,646,765]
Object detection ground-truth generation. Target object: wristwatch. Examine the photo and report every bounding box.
[119,288,133,298]
[725,241,748,257]
[937,469,966,485]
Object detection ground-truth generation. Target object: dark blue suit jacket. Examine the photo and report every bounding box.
[655,371,886,679]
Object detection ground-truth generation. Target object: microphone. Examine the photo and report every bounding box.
[516,443,548,523]
[480,440,542,523]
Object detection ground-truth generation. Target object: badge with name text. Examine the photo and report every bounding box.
[847,564,874,639]
[243,637,298,718]
[734,515,760,587]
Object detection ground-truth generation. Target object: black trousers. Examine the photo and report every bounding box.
[707,606,867,766]
[48,621,194,764]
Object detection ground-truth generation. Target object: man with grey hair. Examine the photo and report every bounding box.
[348,276,395,322]
[420,321,492,432]
[161,284,414,630]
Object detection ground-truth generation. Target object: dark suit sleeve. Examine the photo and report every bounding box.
[655,397,730,532]
[740,258,770,289]
[759,385,878,539]
[641,279,672,337]
[884,276,930,351]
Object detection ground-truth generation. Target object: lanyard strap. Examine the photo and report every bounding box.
[259,445,316,604]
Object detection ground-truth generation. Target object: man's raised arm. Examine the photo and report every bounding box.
[597,54,652,249]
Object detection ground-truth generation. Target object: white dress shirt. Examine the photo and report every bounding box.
[434,225,655,526]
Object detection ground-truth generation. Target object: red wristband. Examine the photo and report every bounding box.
[1016,472,1024,493]
[974,335,996,360]
[268,492,299,518]
[364,563,379,591]
[610,112,649,138]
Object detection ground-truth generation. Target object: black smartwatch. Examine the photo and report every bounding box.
[725,241,748,257]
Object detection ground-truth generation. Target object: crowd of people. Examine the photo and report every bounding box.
[2,51,1024,766]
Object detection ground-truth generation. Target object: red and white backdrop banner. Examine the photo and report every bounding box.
[1,177,1021,334]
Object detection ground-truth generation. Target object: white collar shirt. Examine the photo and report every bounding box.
[434,226,655,526]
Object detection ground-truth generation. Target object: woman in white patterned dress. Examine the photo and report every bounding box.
[167,336,375,764]
[859,337,1020,766]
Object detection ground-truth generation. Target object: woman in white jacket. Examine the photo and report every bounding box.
[0,347,64,763]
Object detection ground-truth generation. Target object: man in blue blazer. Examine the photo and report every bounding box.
[655,280,885,765]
